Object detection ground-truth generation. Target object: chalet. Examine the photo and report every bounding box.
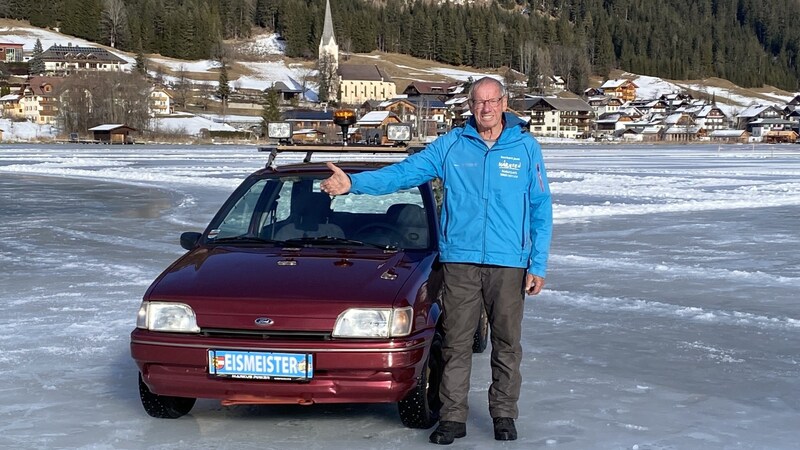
[149,87,174,116]
[586,96,623,116]
[520,96,593,138]
[40,44,127,73]
[763,130,798,144]
[595,112,634,137]
[88,124,137,144]
[0,93,22,119]
[0,43,24,62]
[735,104,782,130]
[337,64,396,105]
[355,111,401,144]
[282,109,336,142]
[688,105,728,131]
[583,87,604,97]
[291,128,326,144]
[628,99,668,115]
[600,79,638,102]
[709,129,751,143]
[402,81,460,101]
[378,98,418,124]
[18,77,63,124]
[269,80,303,103]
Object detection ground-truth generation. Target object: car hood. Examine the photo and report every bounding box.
[145,246,426,332]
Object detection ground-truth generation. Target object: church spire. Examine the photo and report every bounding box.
[320,0,336,48]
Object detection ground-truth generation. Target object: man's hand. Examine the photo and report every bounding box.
[320,162,352,195]
[525,274,545,296]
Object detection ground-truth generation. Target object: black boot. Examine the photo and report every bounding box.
[493,417,517,441]
[429,421,466,445]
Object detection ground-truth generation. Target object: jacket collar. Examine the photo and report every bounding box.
[463,112,528,145]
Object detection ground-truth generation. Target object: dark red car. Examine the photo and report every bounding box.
[131,158,489,427]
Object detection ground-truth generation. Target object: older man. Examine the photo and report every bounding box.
[321,77,552,445]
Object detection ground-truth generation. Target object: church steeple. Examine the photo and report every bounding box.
[319,0,338,66]
[318,0,339,103]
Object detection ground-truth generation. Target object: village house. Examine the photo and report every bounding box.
[281,109,337,142]
[149,87,174,116]
[355,110,401,143]
[268,80,303,104]
[337,64,396,106]
[594,112,634,138]
[586,96,623,117]
[709,129,751,143]
[519,96,594,138]
[0,43,24,62]
[736,104,794,139]
[0,93,22,118]
[402,81,461,102]
[687,105,728,132]
[662,112,701,142]
[600,79,638,102]
[40,44,127,73]
[18,76,63,124]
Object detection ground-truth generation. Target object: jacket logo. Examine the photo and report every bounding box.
[254,317,274,326]
[498,156,521,178]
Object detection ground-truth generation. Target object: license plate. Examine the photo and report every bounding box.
[208,350,313,381]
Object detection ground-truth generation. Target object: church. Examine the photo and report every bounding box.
[318,0,396,106]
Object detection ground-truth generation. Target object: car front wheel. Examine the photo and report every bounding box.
[138,373,196,419]
[397,331,443,428]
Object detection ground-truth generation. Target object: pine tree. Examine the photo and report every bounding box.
[134,45,148,76]
[261,87,281,137]
[29,39,45,75]
[216,64,231,108]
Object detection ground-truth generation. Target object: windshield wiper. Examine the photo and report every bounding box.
[211,235,284,245]
[282,236,398,251]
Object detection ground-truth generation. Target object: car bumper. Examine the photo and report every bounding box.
[130,328,433,405]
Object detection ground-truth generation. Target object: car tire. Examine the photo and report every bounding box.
[138,373,196,419]
[472,307,489,353]
[397,331,443,429]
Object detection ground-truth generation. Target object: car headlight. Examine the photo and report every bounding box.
[332,306,413,338]
[136,301,200,333]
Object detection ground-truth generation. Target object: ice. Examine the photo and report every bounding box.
[0,143,799,448]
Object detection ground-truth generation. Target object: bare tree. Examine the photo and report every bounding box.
[101,0,129,49]
[174,65,193,108]
[340,37,352,62]
[292,65,316,102]
[57,72,151,133]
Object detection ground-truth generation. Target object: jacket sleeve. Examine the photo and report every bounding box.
[349,137,449,195]
[527,141,553,278]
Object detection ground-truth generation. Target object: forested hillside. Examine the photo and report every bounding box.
[2,0,799,91]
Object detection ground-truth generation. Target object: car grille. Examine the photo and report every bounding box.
[200,328,332,341]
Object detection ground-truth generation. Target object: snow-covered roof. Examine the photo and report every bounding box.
[0,94,20,102]
[710,130,747,137]
[88,124,130,131]
[357,111,393,125]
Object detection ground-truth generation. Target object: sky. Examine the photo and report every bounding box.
[0,142,798,449]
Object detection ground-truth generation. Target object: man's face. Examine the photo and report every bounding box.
[469,82,507,133]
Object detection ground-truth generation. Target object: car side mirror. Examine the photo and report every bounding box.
[180,232,202,250]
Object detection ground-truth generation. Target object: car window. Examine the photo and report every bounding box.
[213,180,266,239]
[210,174,431,249]
[331,188,425,214]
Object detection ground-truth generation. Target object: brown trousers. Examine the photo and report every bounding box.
[439,263,526,423]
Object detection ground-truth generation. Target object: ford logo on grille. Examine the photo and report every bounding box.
[254,317,274,326]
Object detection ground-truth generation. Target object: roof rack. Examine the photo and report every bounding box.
[259,143,425,167]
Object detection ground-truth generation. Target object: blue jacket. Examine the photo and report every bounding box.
[350,113,553,277]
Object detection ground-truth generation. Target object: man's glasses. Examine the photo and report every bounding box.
[469,96,505,108]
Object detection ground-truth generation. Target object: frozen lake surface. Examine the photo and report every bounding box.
[1,143,799,449]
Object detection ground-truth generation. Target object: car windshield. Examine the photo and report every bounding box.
[206,174,431,250]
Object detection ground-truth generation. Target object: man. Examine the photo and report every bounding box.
[321,77,552,445]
